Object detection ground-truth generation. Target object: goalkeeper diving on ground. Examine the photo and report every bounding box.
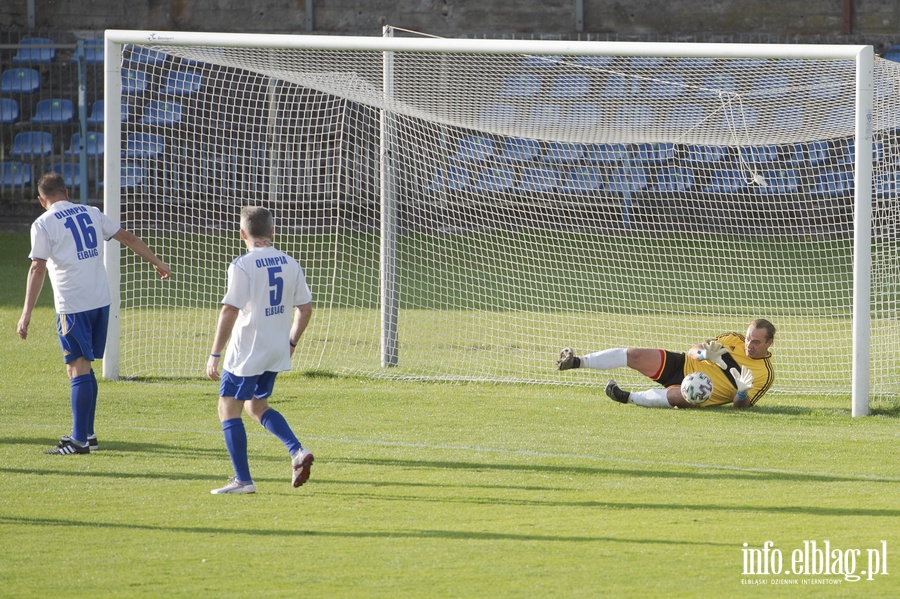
[556,318,775,409]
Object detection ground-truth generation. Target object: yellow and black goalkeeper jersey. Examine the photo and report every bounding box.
[683,332,774,407]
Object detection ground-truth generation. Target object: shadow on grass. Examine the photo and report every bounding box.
[328,456,899,484]
[0,514,733,546]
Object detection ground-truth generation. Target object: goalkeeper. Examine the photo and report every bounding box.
[556,319,775,409]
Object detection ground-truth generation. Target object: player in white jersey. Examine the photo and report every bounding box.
[17,172,171,455]
[206,206,314,494]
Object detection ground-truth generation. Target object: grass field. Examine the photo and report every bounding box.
[1,232,898,597]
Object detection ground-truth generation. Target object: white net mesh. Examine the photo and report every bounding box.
[110,37,900,398]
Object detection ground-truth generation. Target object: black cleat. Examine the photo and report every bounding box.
[605,380,631,404]
[46,438,90,455]
[556,348,580,371]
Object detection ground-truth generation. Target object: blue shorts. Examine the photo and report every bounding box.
[220,370,278,401]
[57,306,110,364]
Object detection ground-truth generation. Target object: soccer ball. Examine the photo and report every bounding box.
[680,372,713,404]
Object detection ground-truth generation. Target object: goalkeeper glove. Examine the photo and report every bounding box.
[697,340,728,369]
[730,365,754,401]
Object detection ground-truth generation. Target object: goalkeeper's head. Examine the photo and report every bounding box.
[745,319,775,359]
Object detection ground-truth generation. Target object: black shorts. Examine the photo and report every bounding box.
[653,351,686,387]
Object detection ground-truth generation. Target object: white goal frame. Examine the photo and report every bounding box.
[101,30,875,417]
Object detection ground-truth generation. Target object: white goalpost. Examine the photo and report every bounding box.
[101,29,900,416]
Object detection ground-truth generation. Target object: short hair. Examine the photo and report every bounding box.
[240,206,274,238]
[37,172,68,199]
[750,318,776,341]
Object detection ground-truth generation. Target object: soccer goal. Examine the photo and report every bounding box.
[101,29,900,416]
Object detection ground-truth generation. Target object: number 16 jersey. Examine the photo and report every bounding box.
[29,200,121,314]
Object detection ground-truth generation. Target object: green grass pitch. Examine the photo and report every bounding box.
[0,232,898,597]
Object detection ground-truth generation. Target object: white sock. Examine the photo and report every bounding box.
[581,348,627,370]
[628,388,672,409]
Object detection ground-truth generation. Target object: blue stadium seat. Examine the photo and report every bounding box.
[428,165,474,192]
[885,45,900,63]
[628,57,667,69]
[0,98,19,123]
[11,38,56,63]
[51,163,82,187]
[522,55,563,68]
[86,100,105,126]
[739,145,779,166]
[562,103,603,127]
[703,169,747,194]
[774,105,804,130]
[599,73,642,98]
[572,56,614,68]
[617,105,654,127]
[162,70,203,96]
[549,74,589,98]
[808,73,841,100]
[654,167,694,193]
[65,132,104,158]
[124,133,166,159]
[1,68,41,94]
[480,104,518,128]
[542,142,584,164]
[751,75,791,99]
[10,131,53,158]
[666,104,706,129]
[674,58,719,70]
[31,98,75,124]
[141,100,184,126]
[837,140,884,165]
[557,167,604,193]
[499,74,542,98]
[714,106,758,130]
[645,74,685,99]
[518,166,560,192]
[454,136,496,162]
[122,69,149,95]
[584,143,627,165]
[498,137,541,162]
[755,169,799,195]
[121,163,146,189]
[71,39,104,64]
[813,169,853,199]
[0,162,32,187]
[686,145,730,166]
[875,172,899,198]
[807,140,830,165]
[127,46,168,66]
[636,143,675,165]
[607,166,648,193]
[527,104,562,127]
[696,74,737,99]
[474,166,517,193]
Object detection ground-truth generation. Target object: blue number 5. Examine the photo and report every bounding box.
[268,266,283,307]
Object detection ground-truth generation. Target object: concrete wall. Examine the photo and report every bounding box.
[1,0,898,39]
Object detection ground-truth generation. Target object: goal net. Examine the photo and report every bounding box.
[102,31,900,412]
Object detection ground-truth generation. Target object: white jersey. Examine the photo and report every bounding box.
[222,246,313,376]
[29,200,121,314]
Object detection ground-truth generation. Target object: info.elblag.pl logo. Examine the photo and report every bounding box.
[741,540,889,585]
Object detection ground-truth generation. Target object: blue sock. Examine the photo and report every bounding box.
[87,370,98,437]
[70,373,93,444]
[222,418,252,483]
[260,408,302,456]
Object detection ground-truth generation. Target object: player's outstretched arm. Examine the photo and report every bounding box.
[112,229,172,279]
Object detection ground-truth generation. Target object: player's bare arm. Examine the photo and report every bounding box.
[206,304,240,380]
[17,258,48,340]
